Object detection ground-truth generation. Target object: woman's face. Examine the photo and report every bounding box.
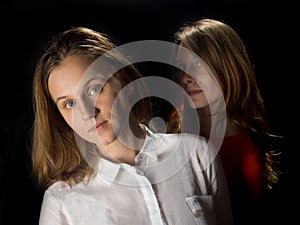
[48,55,123,147]
[176,47,220,109]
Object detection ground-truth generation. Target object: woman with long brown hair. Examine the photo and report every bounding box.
[168,18,281,225]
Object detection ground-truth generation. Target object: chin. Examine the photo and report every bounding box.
[189,102,209,109]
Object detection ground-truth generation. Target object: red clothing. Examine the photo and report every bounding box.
[218,133,263,200]
[215,133,264,224]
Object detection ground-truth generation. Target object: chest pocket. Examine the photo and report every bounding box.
[186,195,216,225]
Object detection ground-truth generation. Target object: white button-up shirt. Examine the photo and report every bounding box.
[39,128,233,225]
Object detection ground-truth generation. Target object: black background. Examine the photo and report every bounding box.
[0,0,297,224]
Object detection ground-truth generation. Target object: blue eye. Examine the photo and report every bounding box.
[88,84,103,96]
[65,100,75,109]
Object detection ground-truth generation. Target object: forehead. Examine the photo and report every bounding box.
[50,55,120,86]
[48,55,90,94]
[48,55,107,100]
[176,46,199,62]
[78,55,125,87]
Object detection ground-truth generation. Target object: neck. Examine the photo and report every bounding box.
[103,141,140,165]
[197,107,241,137]
[224,119,242,136]
[197,107,212,137]
[99,120,146,165]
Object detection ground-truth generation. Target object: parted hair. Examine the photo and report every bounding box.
[31,27,152,189]
[171,18,281,190]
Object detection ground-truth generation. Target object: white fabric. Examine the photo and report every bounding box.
[39,128,233,225]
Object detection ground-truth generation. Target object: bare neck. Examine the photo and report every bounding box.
[197,107,241,137]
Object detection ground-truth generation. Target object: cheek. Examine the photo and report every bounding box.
[59,110,74,128]
[207,79,223,101]
[96,91,117,111]
[190,94,209,109]
[69,112,94,142]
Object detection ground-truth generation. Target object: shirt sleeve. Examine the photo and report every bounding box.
[39,190,69,225]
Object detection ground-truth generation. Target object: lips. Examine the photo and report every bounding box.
[89,121,107,132]
[187,89,203,96]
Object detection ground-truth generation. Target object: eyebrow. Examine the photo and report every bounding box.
[54,78,107,105]
[56,96,67,104]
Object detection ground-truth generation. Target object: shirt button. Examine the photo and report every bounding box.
[139,154,144,159]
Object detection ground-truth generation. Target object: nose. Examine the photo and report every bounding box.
[78,98,99,121]
[181,73,195,85]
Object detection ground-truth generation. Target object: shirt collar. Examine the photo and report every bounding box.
[95,157,122,185]
[137,125,159,162]
[94,125,159,184]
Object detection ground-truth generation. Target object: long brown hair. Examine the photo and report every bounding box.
[172,18,281,190]
[31,27,152,189]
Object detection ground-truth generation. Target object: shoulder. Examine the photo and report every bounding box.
[154,132,221,173]
[45,181,71,194]
[146,131,210,159]
[42,180,92,207]
[43,181,72,202]
[150,131,208,148]
[43,180,91,200]
[40,181,93,224]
